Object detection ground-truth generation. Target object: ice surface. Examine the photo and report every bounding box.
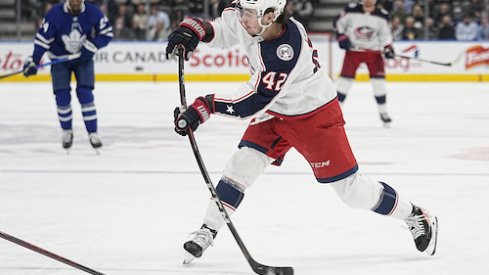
[0,82,488,274]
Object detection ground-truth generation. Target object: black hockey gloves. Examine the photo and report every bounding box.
[383,45,395,59]
[166,17,206,61]
[22,56,38,77]
[80,40,98,62]
[174,95,214,136]
[337,34,351,50]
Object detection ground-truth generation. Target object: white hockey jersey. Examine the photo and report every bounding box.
[334,3,392,51]
[206,3,337,120]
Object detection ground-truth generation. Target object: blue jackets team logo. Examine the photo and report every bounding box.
[277,44,294,61]
[354,26,374,40]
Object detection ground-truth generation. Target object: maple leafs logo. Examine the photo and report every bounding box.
[62,29,86,53]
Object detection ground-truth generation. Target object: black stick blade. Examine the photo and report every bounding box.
[253,264,294,275]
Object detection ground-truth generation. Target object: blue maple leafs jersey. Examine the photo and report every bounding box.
[32,2,113,63]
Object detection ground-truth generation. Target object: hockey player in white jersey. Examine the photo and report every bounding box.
[334,0,394,126]
[166,0,438,265]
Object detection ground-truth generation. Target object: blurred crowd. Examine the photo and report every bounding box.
[21,0,314,41]
[20,0,489,41]
[378,0,489,40]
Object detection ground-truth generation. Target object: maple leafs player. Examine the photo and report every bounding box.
[23,0,112,150]
[166,0,438,265]
[334,0,394,126]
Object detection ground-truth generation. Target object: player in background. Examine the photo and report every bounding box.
[23,0,112,150]
[334,0,394,127]
[166,0,438,264]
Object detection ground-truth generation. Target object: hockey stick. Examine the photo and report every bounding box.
[0,230,105,275]
[394,54,453,67]
[176,48,294,275]
[351,46,454,67]
[0,53,81,80]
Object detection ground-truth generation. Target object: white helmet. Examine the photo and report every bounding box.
[239,0,287,21]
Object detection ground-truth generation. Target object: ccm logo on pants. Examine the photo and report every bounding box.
[310,161,331,168]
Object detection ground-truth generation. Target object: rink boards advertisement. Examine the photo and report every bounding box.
[1,39,488,82]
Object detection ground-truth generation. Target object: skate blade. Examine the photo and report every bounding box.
[183,252,196,265]
[383,122,391,128]
[426,216,438,256]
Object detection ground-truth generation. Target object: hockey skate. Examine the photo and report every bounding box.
[183,224,217,264]
[405,205,438,256]
[62,130,73,150]
[88,133,102,149]
[380,112,392,128]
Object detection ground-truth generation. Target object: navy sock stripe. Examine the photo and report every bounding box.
[215,179,244,209]
[337,92,346,102]
[375,95,386,104]
[373,182,398,215]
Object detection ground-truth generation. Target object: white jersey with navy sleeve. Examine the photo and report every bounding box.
[334,3,392,51]
[206,3,337,120]
[32,2,113,63]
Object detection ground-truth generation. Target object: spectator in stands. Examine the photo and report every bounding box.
[478,16,489,40]
[451,1,465,22]
[376,0,394,12]
[401,16,421,40]
[132,3,148,41]
[106,0,122,27]
[391,0,407,22]
[148,5,171,32]
[209,0,226,19]
[468,0,485,21]
[148,19,171,41]
[148,5,171,41]
[188,0,204,17]
[391,15,404,41]
[456,14,479,41]
[438,15,456,40]
[433,3,451,27]
[114,3,134,40]
[403,0,416,14]
[169,0,187,29]
[293,0,314,29]
[411,4,424,29]
[21,0,37,20]
[424,17,439,40]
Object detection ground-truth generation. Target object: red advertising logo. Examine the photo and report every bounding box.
[189,48,249,68]
[0,51,25,72]
[465,45,489,70]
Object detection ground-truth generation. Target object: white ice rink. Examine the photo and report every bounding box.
[0,81,488,275]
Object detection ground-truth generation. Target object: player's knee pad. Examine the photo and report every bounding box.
[330,173,383,210]
[222,147,272,190]
[336,77,354,95]
[76,87,94,105]
[55,89,71,107]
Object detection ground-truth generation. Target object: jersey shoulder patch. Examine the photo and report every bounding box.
[259,20,302,73]
[276,44,294,61]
